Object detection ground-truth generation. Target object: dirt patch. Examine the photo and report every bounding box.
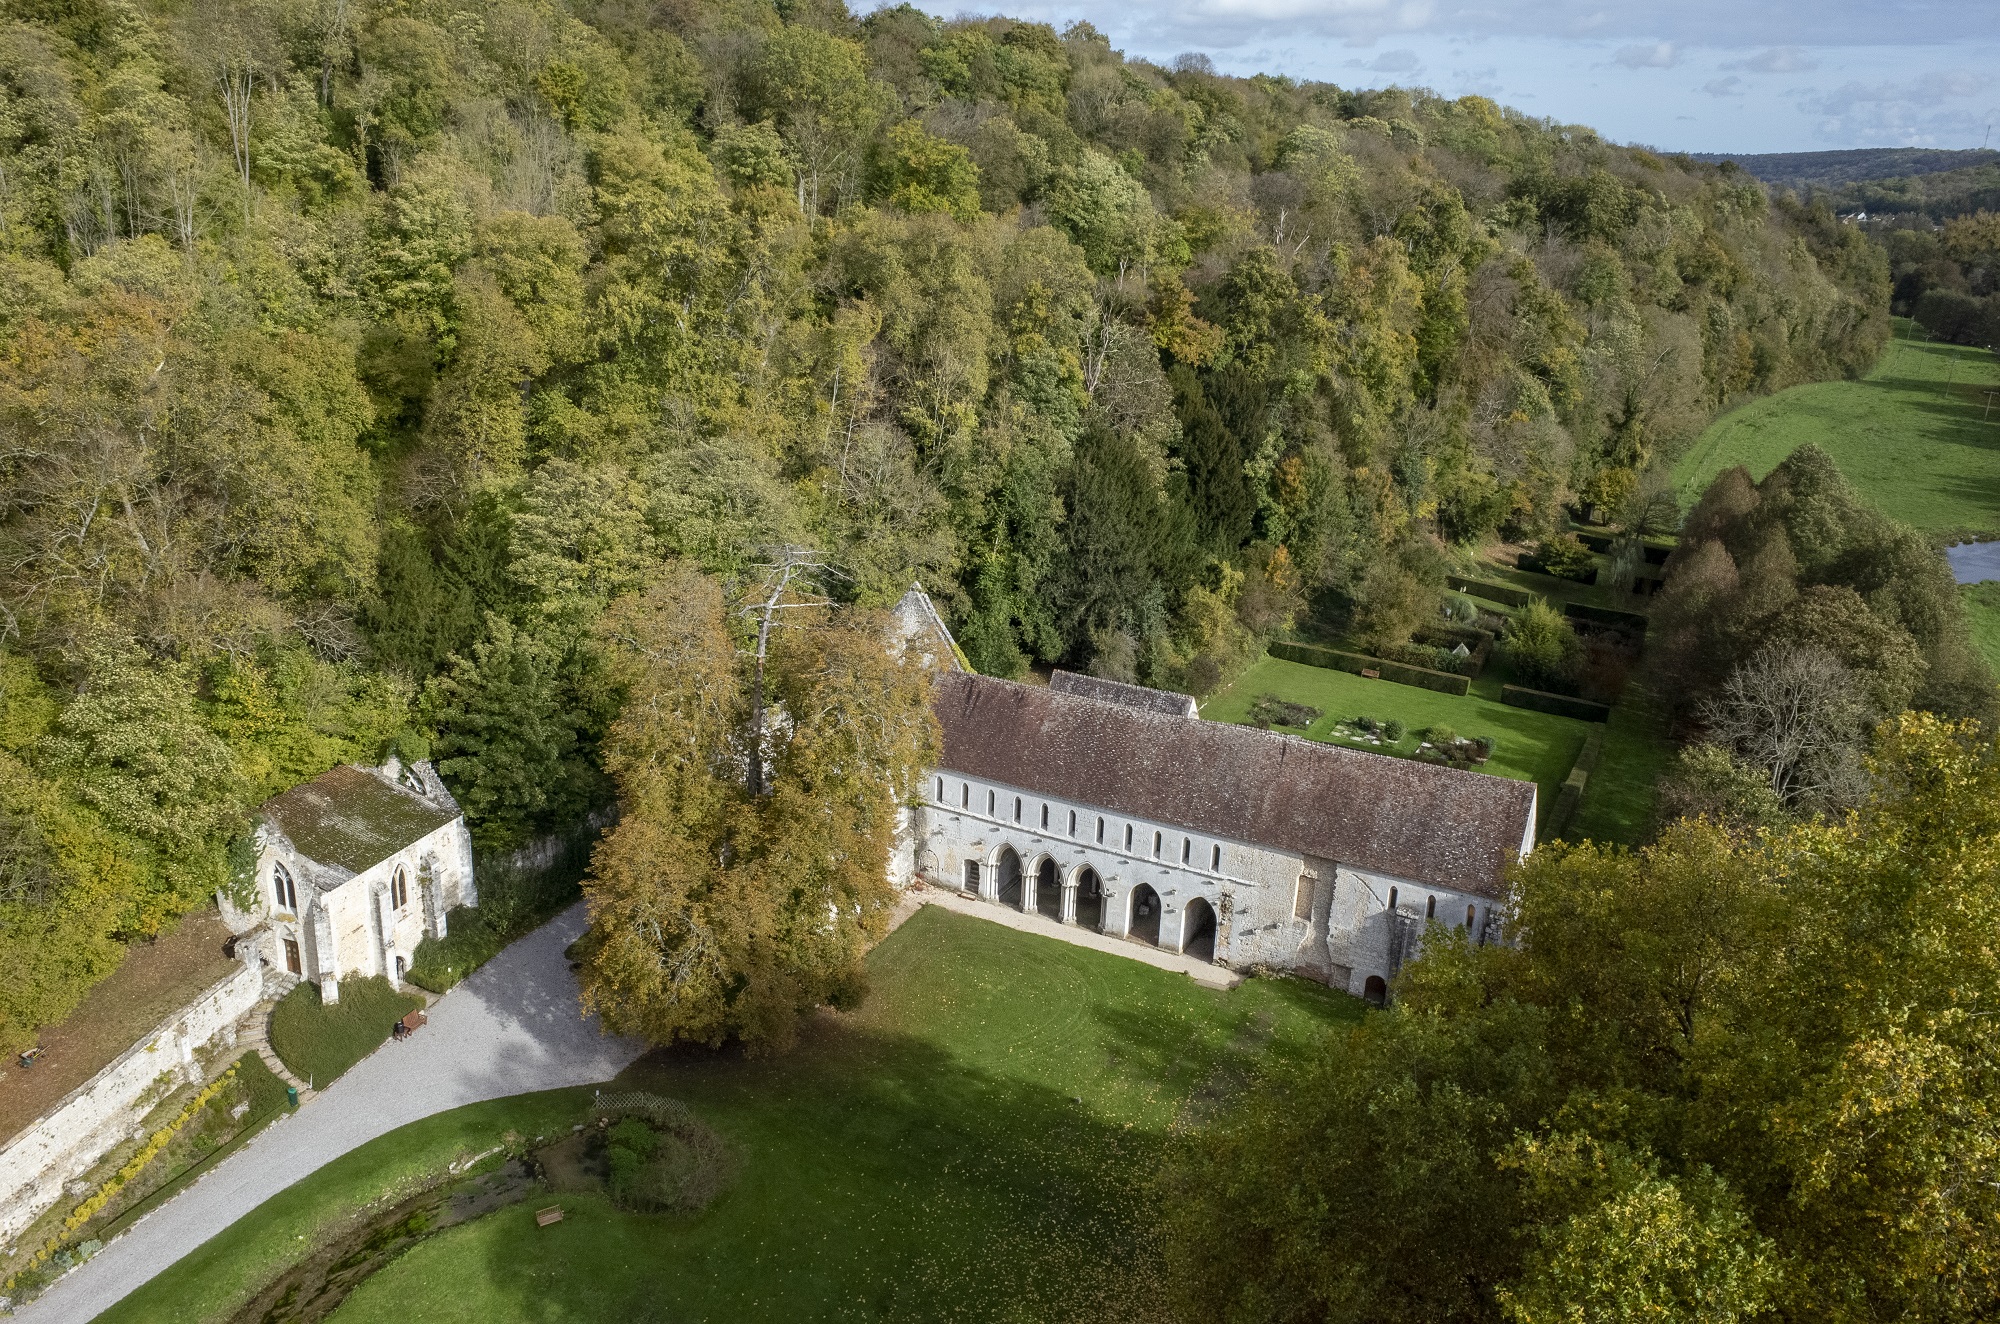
[0,911,238,1145]
[227,1160,539,1324]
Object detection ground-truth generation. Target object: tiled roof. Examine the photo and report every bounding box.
[260,765,459,878]
[1048,669,1198,718]
[931,672,1535,898]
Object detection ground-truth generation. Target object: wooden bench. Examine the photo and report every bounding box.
[392,1008,427,1041]
[536,1206,564,1227]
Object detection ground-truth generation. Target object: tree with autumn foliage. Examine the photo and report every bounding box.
[1169,711,2000,1324]
[573,563,939,1051]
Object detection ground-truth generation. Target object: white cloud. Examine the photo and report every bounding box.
[1723,46,1820,73]
[1452,64,1504,96]
[1796,69,1992,144]
[1703,76,1745,97]
[1613,41,1679,68]
[1346,48,1424,72]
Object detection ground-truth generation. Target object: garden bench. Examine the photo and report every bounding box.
[392,1009,427,1041]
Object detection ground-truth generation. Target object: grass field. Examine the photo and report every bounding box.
[1202,655,1593,835]
[1567,677,1673,846]
[1962,582,2000,674]
[267,977,423,1089]
[107,907,1359,1324]
[1674,324,2000,539]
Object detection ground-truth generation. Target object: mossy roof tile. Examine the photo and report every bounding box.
[260,765,458,877]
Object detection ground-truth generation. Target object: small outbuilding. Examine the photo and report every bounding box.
[219,759,476,1002]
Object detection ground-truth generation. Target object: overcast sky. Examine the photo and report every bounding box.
[894,0,2000,153]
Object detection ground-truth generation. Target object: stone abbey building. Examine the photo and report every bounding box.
[895,590,1538,1002]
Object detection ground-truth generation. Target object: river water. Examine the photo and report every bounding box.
[1945,541,2000,584]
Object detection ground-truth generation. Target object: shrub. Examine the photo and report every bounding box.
[1382,719,1407,742]
[1441,592,1479,624]
[1424,724,1458,745]
[1501,598,1583,691]
[591,1092,733,1214]
[1354,715,1379,733]
[1249,695,1322,729]
[1533,534,1597,582]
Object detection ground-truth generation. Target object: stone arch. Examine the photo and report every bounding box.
[1033,856,1061,920]
[1180,895,1217,962]
[1128,883,1162,946]
[1363,975,1387,1007]
[1071,865,1104,931]
[993,846,1023,908]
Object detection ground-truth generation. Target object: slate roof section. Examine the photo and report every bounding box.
[932,672,1535,898]
[1048,670,1198,718]
[259,765,459,879]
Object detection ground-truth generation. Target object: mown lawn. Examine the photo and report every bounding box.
[1568,676,1674,846]
[108,907,1360,1324]
[267,976,423,1090]
[1674,324,2000,539]
[1202,655,1593,836]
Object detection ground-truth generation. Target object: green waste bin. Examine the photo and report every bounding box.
[287,1085,299,1109]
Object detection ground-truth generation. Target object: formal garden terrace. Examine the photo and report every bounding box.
[97,906,1360,1324]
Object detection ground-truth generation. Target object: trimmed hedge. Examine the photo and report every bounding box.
[1517,552,1598,585]
[1562,603,1649,636]
[1446,575,1532,608]
[1502,684,1611,723]
[1545,726,1608,839]
[1269,642,1471,696]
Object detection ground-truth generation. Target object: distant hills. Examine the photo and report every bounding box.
[1688,149,2000,221]
[1688,148,1998,190]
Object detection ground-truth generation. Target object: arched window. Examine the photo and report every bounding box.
[272,863,297,913]
[1040,802,1049,829]
[1426,895,1436,920]
[1124,824,1133,850]
[1388,887,1398,912]
[1153,830,1162,858]
[935,777,944,803]
[1068,809,1077,837]
[392,867,409,910]
[1096,816,1105,844]
[1211,844,1222,871]
[1014,796,1022,822]
[987,789,996,815]
[962,783,970,808]
[1466,904,1477,929]
[1181,837,1192,863]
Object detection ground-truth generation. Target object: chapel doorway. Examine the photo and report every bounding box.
[1363,976,1387,1007]
[995,848,1023,908]
[1035,859,1061,919]
[1181,896,1217,962]
[1074,868,1104,930]
[1129,884,1162,946]
[283,938,301,975]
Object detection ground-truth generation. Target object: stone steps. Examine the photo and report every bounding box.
[237,999,315,1105]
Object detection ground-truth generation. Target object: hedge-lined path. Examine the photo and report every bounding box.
[14,903,642,1324]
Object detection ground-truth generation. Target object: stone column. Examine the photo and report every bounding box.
[1021,867,1036,915]
[1060,880,1077,924]
[1103,887,1126,938]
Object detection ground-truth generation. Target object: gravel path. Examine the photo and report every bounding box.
[13,902,642,1324]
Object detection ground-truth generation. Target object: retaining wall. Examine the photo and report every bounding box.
[0,960,266,1243]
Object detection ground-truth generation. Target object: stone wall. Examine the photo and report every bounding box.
[0,959,267,1244]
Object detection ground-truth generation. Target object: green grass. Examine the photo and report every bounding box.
[1567,676,1674,846]
[1675,323,2000,539]
[1962,582,2000,675]
[267,977,423,1089]
[1203,655,1593,835]
[107,908,1360,1324]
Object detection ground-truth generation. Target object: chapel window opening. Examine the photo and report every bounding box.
[273,863,297,913]
[392,867,409,910]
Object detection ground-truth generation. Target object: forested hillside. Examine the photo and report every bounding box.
[0,0,1887,1050]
